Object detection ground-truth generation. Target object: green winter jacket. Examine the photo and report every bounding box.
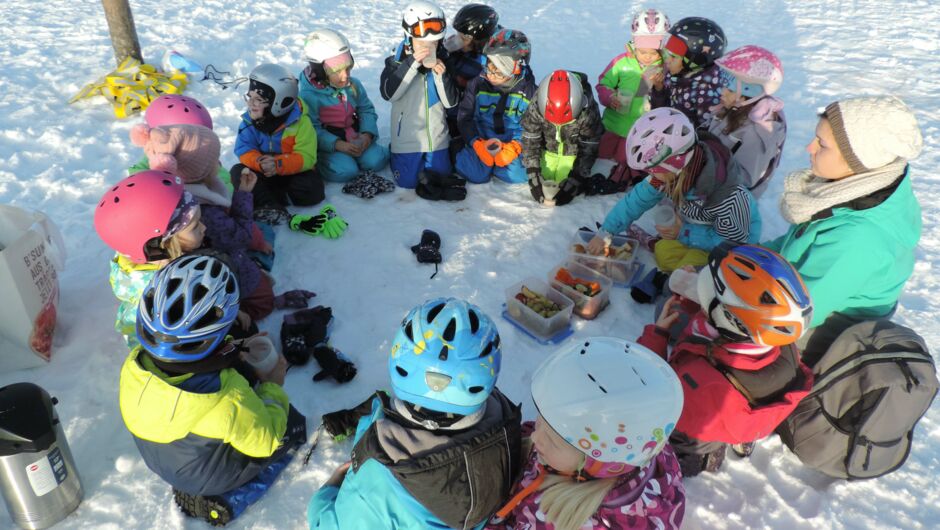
[595,50,661,138]
[764,170,921,327]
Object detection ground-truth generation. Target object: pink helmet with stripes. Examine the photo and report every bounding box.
[715,45,784,96]
[145,95,214,129]
[626,107,696,171]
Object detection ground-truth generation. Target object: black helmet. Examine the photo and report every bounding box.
[665,17,727,68]
[453,4,500,40]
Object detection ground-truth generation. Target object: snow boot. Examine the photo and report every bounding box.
[631,268,669,304]
[174,489,232,527]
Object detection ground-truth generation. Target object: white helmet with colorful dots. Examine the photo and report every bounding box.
[531,337,683,475]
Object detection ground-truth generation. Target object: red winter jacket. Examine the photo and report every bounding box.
[638,324,813,444]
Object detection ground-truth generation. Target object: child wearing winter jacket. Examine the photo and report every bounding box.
[638,244,814,476]
[380,1,459,189]
[299,29,389,183]
[653,17,727,128]
[95,171,209,347]
[521,70,605,206]
[596,8,669,167]
[587,107,760,302]
[443,3,501,157]
[455,29,536,185]
[119,254,307,526]
[488,337,685,530]
[234,63,324,212]
[130,122,276,322]
[308,298,521,529]
[705,45,787,198]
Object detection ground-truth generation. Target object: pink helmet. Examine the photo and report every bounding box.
[631,8,670,49]
[626,107,696,171]
[94,170,184,263]
[145,95,214,129]
[715,45,784,96]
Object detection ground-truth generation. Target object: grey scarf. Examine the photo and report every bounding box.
[779,159,907,224]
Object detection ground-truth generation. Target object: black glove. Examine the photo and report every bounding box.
[274,289,316,309]
[553,176,582,206]
[312,346,357,383]
[285,405,308,448]
[528,171,545,203]
[321,395,378,440]
[280,322,312,365]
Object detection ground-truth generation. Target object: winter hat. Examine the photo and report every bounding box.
[163,191,199,241]
[823,96,923,173]
[487,54,517,77]
[130,123,221,185]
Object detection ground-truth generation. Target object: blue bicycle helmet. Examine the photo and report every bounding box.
[136,255,240,362]
[389,298,502,415]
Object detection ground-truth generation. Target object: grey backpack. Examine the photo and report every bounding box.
[777,320,938,479]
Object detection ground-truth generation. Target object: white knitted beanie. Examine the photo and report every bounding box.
[823,96,923,173]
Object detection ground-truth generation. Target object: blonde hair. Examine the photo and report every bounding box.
[160,235,187,260]
[537,474,619,530]
[660,169,693,209]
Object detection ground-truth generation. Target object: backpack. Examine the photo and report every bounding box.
[777,320,938,480]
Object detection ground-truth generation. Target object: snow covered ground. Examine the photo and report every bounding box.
[0,0,938,528]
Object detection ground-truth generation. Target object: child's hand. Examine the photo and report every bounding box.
[608,97,621,110]
[412,45,430,63]
[649,71,665,90]
[324,462,351,488]
[655,295,682,330]
[358,133,373,151]
[239,168,258,192]
[432,60,446,75]
[587,234,609,256]
[335,140,362,157]
[655,217,682,240]
[258,156,277,177]
[236,310,253,331]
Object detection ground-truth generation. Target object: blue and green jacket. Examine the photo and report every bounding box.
[456,73,537,146]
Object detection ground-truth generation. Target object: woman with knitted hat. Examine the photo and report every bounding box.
[487,337,685,530]
[764,95,923,364]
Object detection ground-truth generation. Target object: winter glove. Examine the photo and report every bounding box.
[274,289,316,309]
[280,322,312,365]
[472,138,495,166]
[319,205,348,239]
[285,405,309,448]
[528,171,545,203]
[553,176,582,206]
[289,213,327,236]
[312,345,357,383]
[341,171,396,199]
[411,229,442,279]
[321,394,383,441]
[284,305,333,327]
[281,306,333,365]
[493,140,522,167]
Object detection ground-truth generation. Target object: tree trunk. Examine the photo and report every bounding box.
[102,0,142,65]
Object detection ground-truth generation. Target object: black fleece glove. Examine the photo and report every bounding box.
[553,176,582,206]
[312,346,357,383]
[528,172,545,203]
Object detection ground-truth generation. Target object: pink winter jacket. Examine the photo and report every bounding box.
[487,423,685,530]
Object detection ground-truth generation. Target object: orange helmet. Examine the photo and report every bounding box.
[702,244,812,347]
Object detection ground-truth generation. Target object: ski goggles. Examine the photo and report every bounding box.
[718,69,764,98]
[404,18,446,39]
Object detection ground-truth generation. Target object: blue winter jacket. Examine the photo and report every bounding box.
[456,73,537,145]
[308,391,521,530]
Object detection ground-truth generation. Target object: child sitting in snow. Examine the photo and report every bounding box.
[704,45,787,198]
[653,17,727,128]
[455,29,536,185]
[299,29,389,183]
[96,171,213,347]
[118,254,306,526]
[587,107,760,303]
[637,244,814,476]
[596,8,669,173]
[307,298,521,529]
[380,1,459,189]
[443,3,502,157]
[234,63,324,216]
[521,70,604,206]
[488,337,685,530]
[130,122,277,322]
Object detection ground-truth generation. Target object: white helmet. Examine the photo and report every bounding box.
[402,0,447,41]
[248,63,298,118]
[631,8,670,49]
[531,337,683,471]
[626,107,696,171]
[303,29,351,63]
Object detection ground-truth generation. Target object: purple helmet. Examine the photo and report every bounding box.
[626,108,696,171]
